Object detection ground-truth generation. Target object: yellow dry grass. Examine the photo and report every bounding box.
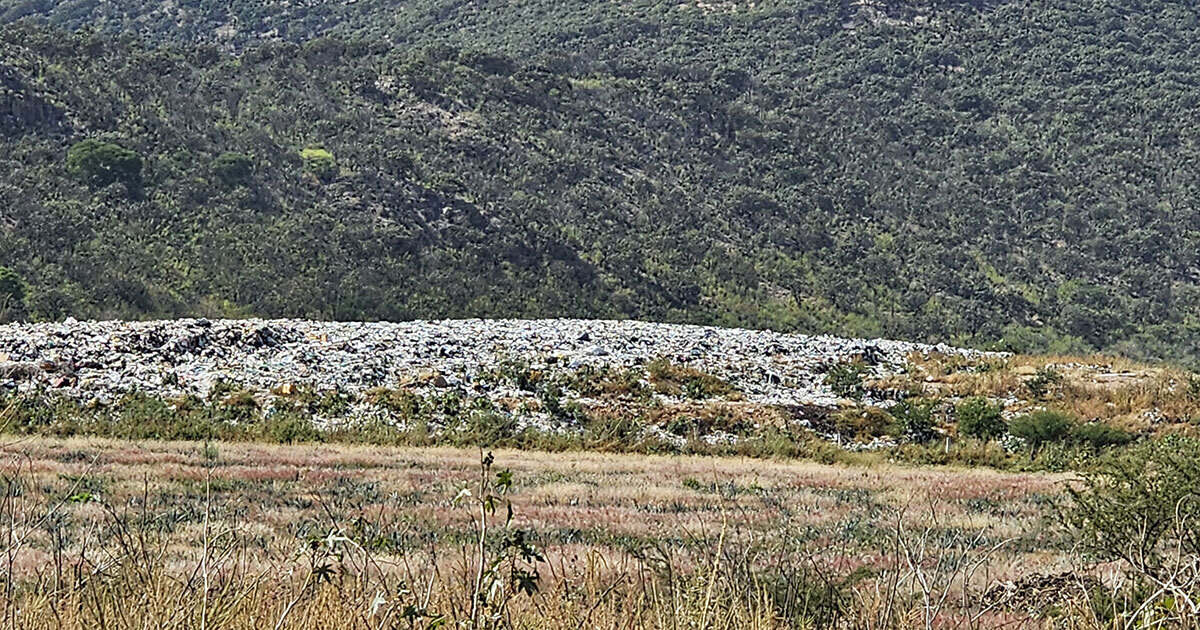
[889,351,1200,429]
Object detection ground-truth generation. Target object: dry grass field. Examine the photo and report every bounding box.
[0,437,1085,629]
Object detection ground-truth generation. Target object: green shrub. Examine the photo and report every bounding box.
[1025,367,1063,399]
[889,399,936,443]
[212,152,254,185]
[1071,422,1133,450]
[1065,437,1200,578]
[825,362,866,401]
[300,146,337,180]
[1009,410,1074,452]
[66,139,143,188]
[539,384,563,416]
[0,267,25,304]
[956,397,1006,440]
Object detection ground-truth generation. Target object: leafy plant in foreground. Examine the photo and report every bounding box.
[453,451,543,628]
[1065,436,1200,617]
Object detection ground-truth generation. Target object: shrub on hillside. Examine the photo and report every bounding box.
[956,397,1006,440]
[0,266,26,321]
[1008,410,1074,452]
[66,139,143,189]
[300,146,337,181]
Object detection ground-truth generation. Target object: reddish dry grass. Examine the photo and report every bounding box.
[0,437,1071,628]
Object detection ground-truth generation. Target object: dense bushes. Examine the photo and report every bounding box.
[1066,437,1200,579]
[1,4,1200,366]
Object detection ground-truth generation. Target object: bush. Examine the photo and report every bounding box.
[1065,437,1200,578]
[825,362,866,401]
[1071,422,1133,450]
[300,146,337,181]
[647,358,738,399]
[889,399,937,443]
[66,139,143,188]
[832,406,892,440]
[257,412,322,444]
[1025,366,1062,399]
[212,152,254,186]
[1008,410,1074,452]
[956,397,1006,440]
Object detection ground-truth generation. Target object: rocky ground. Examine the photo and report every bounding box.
[0,318,994,434]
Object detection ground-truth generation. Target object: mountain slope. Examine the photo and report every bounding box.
[0,1,1198,364]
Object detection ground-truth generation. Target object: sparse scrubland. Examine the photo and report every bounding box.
[4,342,1200,628]
[3,434,1200,628]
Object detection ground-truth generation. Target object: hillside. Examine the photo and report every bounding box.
[0,0,1199,365]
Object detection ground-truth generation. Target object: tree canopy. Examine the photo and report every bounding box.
[65,139,142,189]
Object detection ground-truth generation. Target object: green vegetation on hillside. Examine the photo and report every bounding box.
[0,0,1198,366]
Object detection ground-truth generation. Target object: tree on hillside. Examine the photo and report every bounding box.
[300,147,337,182]
[66,139,143,190]
[0,266,26,322]
[212,152,255,186]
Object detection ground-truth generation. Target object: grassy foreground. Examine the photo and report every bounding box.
[0,436,1091,629]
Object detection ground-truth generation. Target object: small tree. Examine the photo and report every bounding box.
[956,397,1006,440]
[66,139,143,189]
[300,147,337,181]
[1008,410,1074,452]
[0,266,26,322]
[825,361,867,401]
